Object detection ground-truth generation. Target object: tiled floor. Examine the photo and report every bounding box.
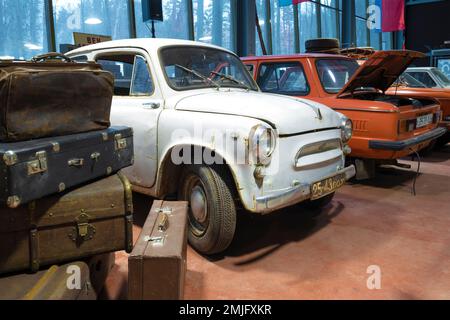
[102,144,450,300]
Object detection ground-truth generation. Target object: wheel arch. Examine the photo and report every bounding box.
[155,144,242,200]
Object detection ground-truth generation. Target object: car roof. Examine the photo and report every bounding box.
[241,53,353,61]
[406,67,436,71]
[67,38,235,56]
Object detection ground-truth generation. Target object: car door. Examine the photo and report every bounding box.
[94,49,163,188]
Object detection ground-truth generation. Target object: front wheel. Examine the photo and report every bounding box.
[178,165,237,255]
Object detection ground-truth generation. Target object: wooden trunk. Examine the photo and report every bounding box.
[0,173,133,275]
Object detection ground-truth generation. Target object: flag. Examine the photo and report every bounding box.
[279,0,310,7]
[374,0,405,32]
[381,0,405,32]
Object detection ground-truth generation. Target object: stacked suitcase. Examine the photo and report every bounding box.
[0,53,134,299]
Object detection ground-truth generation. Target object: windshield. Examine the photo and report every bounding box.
[316,59,359,93]
[160,46,258,91]
[432,68,450,86]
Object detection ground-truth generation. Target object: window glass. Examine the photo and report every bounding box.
[97,55,134,96]
[53,0,130,50]
[356,17,368,47]
[131,56,154,96]
[396,73,426,88]
[382,32,392,50]
[431,68,450,86]
[316,59,359,93]
[160,46,258,91]
[437,58,450,79]
[271,1,295,55]
[193,0,234,51]
[321,6,338,39]
[0,0,48,59]
[298,1,318,53]
[407,72,438,88]
[257,62,309,96]
[255,0,268,56]
[135,0,189,40]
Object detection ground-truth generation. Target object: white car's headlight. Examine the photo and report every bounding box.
[250,124,276,165]
[341,118,353,143]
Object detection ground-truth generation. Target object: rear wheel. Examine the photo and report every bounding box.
[178,165,237,255]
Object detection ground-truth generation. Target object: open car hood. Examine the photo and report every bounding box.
[337,50,426,97]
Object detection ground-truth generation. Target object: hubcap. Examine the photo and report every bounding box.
[190,185,208,224]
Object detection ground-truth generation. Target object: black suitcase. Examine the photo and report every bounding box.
[0,126,133,208]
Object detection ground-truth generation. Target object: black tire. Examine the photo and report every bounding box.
[305,38,340,52]
[178,165,237,255]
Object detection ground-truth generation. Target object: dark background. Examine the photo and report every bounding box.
[405,0,450,66]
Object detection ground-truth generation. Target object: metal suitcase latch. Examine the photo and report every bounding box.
[115,134,127,150]
[69,212,96,242]
[68,158,84,167]
[156,212,169,232]
[27,151,48,175]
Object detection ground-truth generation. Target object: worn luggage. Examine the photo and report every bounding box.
[0,261,96,300]
[0,126,133,208]
[0,53,113,142]
[128,200,188,300]
[0,173,133,275]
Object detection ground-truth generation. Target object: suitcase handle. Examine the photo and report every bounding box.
[31,52,74,63]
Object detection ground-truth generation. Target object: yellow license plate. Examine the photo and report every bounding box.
[311,173,346,200]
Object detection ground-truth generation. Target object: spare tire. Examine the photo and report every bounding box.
[305,38,340,52]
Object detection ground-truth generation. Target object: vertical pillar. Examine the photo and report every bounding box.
[236,0,256,56]
[45,0,56,52]
[341,0,356,48]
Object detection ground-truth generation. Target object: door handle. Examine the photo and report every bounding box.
[142,102,160,109]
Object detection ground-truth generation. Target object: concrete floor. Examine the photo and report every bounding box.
[102,144,450,300]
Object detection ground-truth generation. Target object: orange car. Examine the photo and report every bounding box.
[387,81,450,146]
[242,51,446,178]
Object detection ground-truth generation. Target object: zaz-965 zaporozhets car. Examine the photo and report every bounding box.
[68,39,355,254]
[243,51,446,179]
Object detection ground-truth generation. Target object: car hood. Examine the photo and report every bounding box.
[338,50,426,97]
[173,90,342,135]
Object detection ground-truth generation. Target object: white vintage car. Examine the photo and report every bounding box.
[68,39,355,254]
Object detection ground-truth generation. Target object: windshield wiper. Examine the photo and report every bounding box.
[174,64,220,89]
[210,71,252,91]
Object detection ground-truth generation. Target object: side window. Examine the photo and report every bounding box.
[257,62,310,96]
[72,55,88,62]
[130,56,154,96]
[408,72,437,88]
[97,54,153,96]
[245,64,254,76]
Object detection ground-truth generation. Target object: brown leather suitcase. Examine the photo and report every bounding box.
[0,261,96,300]
[128,200,188,300]
[0,53,113,142]
[0,173,133,275]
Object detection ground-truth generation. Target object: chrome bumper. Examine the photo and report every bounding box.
[254,165,356,214]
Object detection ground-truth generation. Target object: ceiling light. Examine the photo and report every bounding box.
[85,18,103,25]
[24,43,43,50]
